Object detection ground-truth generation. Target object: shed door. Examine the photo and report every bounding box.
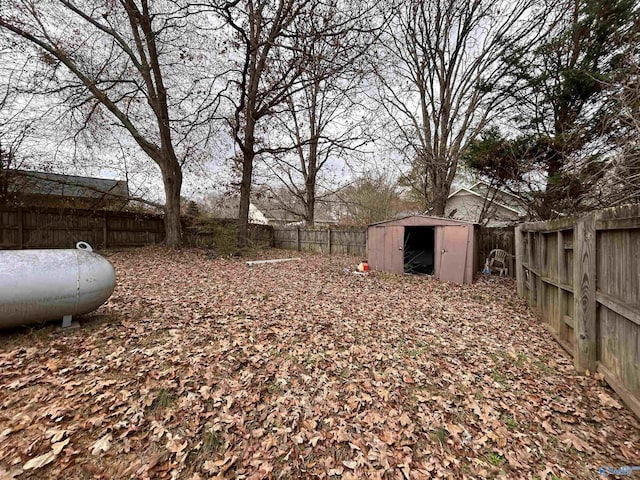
[384,226,405,274]
[439,226,469,283]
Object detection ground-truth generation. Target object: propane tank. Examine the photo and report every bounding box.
[0,242,116,328]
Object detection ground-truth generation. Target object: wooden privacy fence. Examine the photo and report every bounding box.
[273,227,367,256]
[0,206,274,250]
[0,206,164,249]
[515,204,640,418]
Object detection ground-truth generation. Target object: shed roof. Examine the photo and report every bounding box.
[368,214,477,227]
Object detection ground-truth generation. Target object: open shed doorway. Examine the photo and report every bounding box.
[404,226,435,274]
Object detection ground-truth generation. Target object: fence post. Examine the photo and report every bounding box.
[557,230,566,340]
[526,231,536,307]
[17,207,24,249]
[515,225,524,297]
[327,228,332,254]
[103,211,108,248]
[296,227,301,251]
[573,213,597,373]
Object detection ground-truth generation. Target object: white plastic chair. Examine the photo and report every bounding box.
[485,249,509,276]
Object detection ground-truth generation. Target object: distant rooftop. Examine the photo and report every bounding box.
[6,170,129,199]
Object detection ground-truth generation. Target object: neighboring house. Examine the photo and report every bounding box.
[445,181,528,227]
[253,197,339,227]
[3,169,129,210]
[205,195,269,225]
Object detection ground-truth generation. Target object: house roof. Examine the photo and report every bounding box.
[468,180,527,203]
[206,196,268,224]
[253,198,338,224]
[7,170,129,199]
[368,214,476,227]
[447,187,523,215]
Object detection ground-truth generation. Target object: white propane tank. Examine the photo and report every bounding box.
[0,242,116,328]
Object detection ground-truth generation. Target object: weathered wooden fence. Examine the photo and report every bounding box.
[0,206,273,250]
[515,205,640,418]
[0,206,164,249]
[273,227,367,256]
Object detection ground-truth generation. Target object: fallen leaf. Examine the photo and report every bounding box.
[342,460,357,470]
[204,455,237,474]
[45,360,59,372]
[90,433,112,455]
[328,466,344,476]
[598,392,622,409]
[541,421,555,434]
[23,452,56,470]
[561,432,593,453]
[52,438,70,455]
[399,413,411,427]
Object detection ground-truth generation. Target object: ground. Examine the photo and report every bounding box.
[1,247,638,480]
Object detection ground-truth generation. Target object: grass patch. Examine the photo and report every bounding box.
[491,368,509,387]
[486,452,505,466]
[202,430,223,453]
[502,415,518,430]
[431,427,448,445]
[151,388,175,410]
[267,380,283,394]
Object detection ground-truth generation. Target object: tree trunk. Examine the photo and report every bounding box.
[431,194,447,217]
[305,183,315,227]
[161,160,183,249]
[237,149,254,249]
[541,150,564,219]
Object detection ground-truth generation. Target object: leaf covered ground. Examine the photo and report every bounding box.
[1,247,638,479]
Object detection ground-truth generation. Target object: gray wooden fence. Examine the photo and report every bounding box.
[515,204,640,418]
[0,206,273,250]
[0,206,164,249]
[273,227,367,256]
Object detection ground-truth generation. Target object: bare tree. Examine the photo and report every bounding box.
[337,170,412,226]
[213,0,386,246]
[263,2,385,226]
[374,0,544,215]
[0,64,38,205]
[0,1,220,247]
[209,0,309,247]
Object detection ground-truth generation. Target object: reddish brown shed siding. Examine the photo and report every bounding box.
[367,215,478,284]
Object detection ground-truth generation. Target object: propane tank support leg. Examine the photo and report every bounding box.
[55,315,79,333]
[60,315,79,329]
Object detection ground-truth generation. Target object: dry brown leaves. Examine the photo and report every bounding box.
[1,246,638,479]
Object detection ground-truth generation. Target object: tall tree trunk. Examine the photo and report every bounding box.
[429,166,449,216]
[431,194,447,216]
[160,160,183,248]
[305,181,315,226]
[304,138,318,226]
[541,146,564,219]
[238,148,254,249]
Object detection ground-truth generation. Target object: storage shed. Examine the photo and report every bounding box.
[367,215,479,284]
